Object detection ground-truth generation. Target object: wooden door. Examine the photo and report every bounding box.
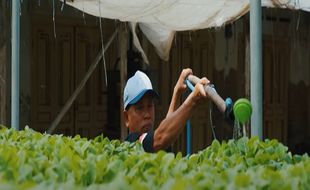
[31,24,108,138]
[263,37,289,144]
[31,25,75,135]
[74,27,107,138]
[190,31,214,153]
[168,30,214,153]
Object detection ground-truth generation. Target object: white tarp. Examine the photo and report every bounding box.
[65,0,310,60]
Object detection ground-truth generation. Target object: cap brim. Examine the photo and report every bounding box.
[126,89,159,110]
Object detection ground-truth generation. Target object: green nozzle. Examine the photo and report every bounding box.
[233,98,252,124]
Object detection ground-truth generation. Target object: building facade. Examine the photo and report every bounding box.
[0,1,309,154]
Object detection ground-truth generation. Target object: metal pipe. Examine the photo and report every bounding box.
[187,75,226,113]
[11,0,20,130]
[250,0,263,140]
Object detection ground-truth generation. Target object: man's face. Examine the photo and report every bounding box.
[124,92,155,134]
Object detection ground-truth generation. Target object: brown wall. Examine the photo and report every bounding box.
[262,9,310,154]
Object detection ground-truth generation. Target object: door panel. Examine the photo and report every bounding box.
[54,27,75,135]
[263,37,289,144]
[191,32,214,153]
[32,24,108,138]
[31,26,54,133]
[31,26,74,136]
[166,31,214,154]
[75,27,106,138]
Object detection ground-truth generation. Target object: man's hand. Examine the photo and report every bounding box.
[174,68,193,94]
[167,68,193,117]
[191,77,209,102]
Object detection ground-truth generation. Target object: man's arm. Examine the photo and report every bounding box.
[153,72,209,152]
[166,69,193,118]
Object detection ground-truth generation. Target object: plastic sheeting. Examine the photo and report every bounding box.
[262,0,310,12]
[64,0,310,61]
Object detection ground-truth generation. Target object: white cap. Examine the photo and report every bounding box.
[123,71,158,110]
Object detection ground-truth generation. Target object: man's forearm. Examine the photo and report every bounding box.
[154,94,197,151]
[166,87,181,118]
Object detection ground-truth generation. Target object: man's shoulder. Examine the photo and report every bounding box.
[125,132,140,143]
[125,131,173,153]
[125,130,154,142]
[125,130,154,153]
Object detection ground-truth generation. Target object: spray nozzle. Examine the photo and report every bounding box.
[233,98,252,125]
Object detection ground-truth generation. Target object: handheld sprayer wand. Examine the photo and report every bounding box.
[186,75,253,139]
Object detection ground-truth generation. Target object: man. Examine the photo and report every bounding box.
[124,68,209,152]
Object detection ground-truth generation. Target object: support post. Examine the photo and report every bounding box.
[11,0,20,130]
[120,23,128,141]
[250,0,263,140]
